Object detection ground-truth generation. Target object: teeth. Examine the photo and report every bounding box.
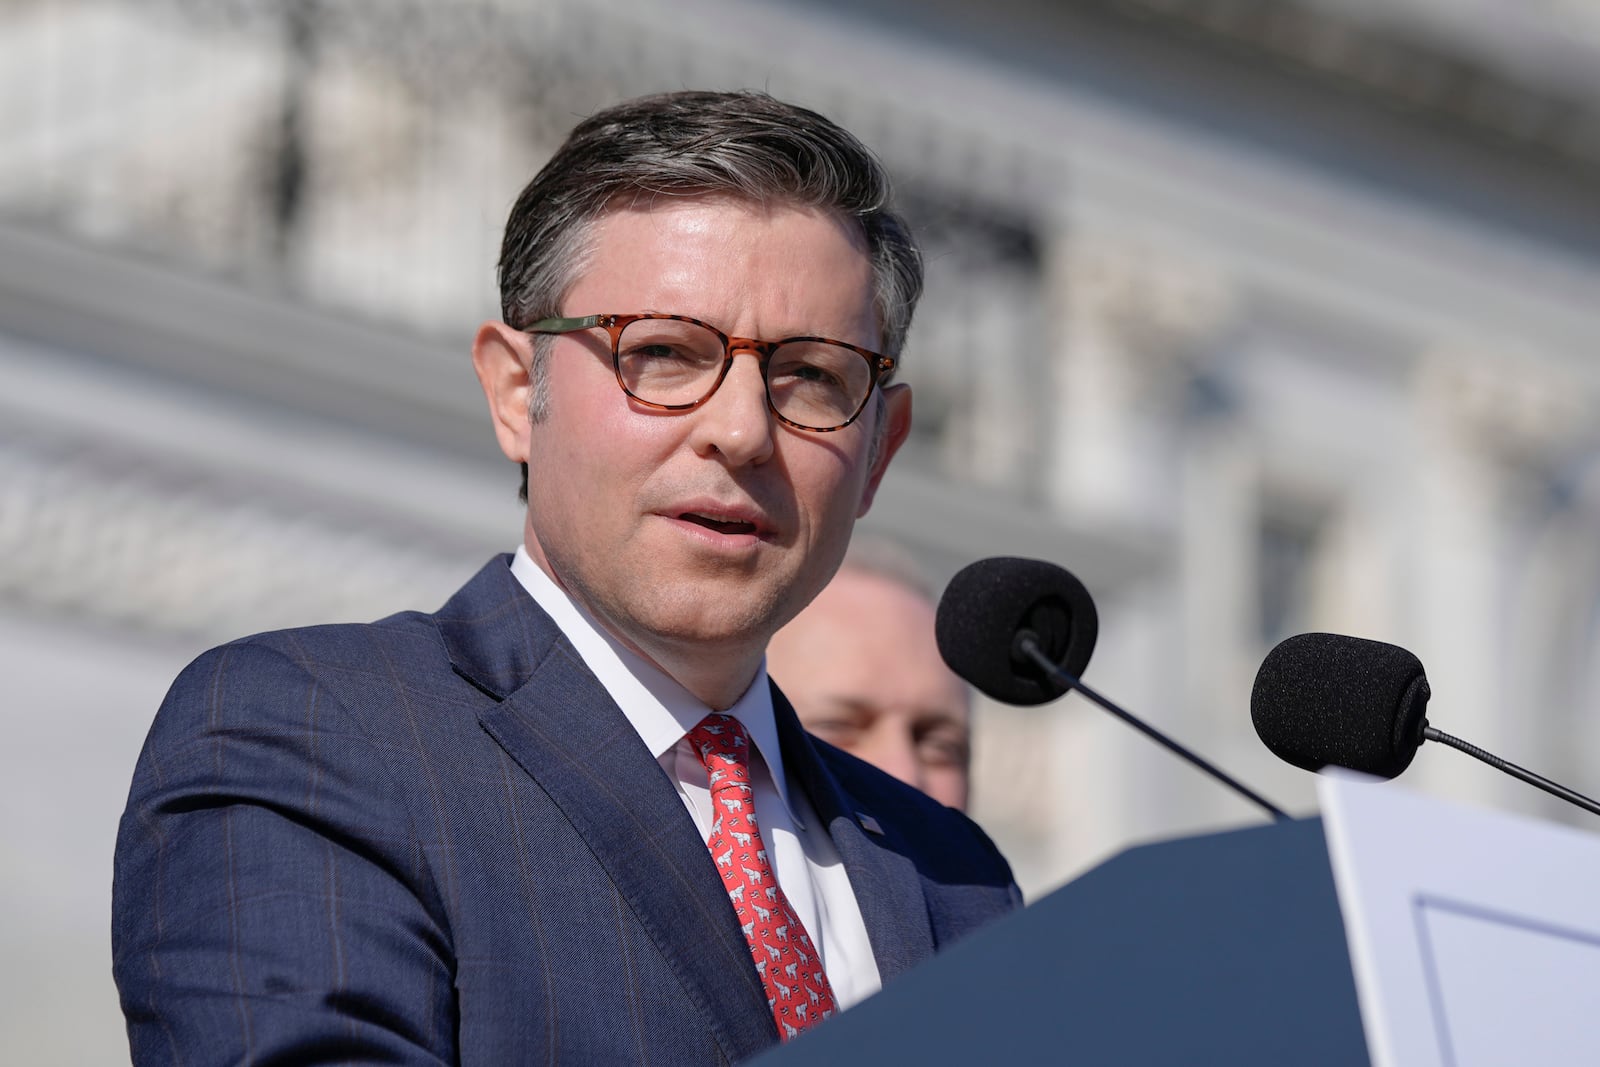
[684,512,756,533]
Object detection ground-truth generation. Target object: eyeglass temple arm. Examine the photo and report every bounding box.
[525,314,607,334]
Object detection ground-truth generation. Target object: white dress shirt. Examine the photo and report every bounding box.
[508,548,883,1008]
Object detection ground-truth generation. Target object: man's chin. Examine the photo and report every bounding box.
[640,596,786,653]
[651,614,778,652]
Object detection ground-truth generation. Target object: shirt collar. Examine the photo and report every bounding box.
[508,547,801,821]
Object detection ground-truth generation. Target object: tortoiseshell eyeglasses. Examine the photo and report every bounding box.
[525,312,894,432]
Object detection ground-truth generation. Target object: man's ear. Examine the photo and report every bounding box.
[857,382,912,518]
[472,321,534,464]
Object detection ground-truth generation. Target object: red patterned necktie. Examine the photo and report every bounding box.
[687,713,837,1040]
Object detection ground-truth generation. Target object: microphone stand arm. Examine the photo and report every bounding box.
[1425,727,1600,818]
[1018,636,1291,823]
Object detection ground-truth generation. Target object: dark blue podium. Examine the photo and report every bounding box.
[757,817,1368,1065]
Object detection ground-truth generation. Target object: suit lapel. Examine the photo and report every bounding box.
[772,687,936,985]
[437,559,775,1062]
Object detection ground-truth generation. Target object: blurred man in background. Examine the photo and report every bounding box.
[768,539,972,811]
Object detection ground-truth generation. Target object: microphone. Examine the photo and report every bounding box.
[1251,633,1430,779]
[937,557,1289,822]
[935,556,1099,707]
[1252,632,1600,818]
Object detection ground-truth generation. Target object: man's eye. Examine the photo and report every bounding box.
[772,361,843,388]
[917,734,970,767]
[807,718,860,742]
[793,363,841,384]
[629,343,695,361]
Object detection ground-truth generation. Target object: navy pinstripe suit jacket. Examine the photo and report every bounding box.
[113,556,1021,1064]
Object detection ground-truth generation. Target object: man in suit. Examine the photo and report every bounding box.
[768,539,973,811]
[114,89,1019,1065]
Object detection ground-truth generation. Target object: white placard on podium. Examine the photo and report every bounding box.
[1319,769,1600,1067]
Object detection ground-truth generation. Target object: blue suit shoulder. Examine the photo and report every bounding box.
[142,608,460,742]
[116,611,472,1064]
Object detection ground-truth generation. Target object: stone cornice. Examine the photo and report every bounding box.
[0,423,484,642]
[0,217,495,464]
[1103,0,1600,168]
[139,0,1600,197]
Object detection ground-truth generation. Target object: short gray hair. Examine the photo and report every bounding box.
[498,90,923,500]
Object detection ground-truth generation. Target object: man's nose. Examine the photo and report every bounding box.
[687,351,776,465]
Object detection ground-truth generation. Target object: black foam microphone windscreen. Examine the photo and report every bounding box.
[935,557,1098,706]
[1251,633,1431,779]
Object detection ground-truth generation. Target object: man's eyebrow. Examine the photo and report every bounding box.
[821,696,876,717]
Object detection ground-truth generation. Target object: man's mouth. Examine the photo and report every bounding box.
[681,512,759,536]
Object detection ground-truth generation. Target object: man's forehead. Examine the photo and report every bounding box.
[778,569,941,660]
[563,196,880,336]
[826,566,937,616]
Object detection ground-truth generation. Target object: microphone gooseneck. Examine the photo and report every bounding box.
[1012,636,1291,822]
[937,557,1289,823]
[1252,632,1600,818]
[1423,726,1600,818]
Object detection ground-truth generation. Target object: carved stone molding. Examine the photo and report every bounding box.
[1054,236,1240,419]
[1064,238,1235,347]
[0,431,484,642]
[1416,345,1598,478]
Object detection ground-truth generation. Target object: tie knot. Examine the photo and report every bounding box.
[687,713,753,791]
